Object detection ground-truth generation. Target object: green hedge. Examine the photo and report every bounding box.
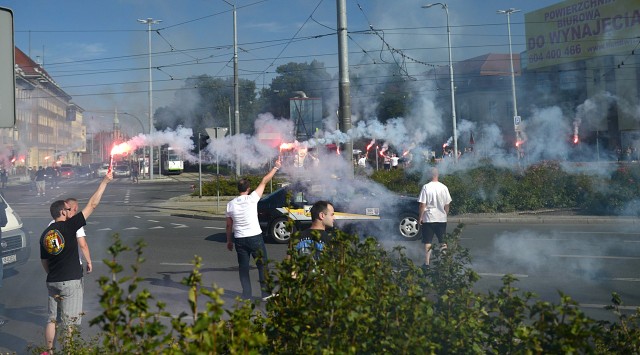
[194,162,640,215]
[35,230,640,353]
[372,162,640,216]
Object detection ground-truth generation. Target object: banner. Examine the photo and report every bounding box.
[525,0,640,69]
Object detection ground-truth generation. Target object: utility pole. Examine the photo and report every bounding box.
[223,0,241,176]
[138,17,162,180]
[336,0,353,172]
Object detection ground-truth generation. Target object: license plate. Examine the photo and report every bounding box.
[2,254,16,265]
[365,208,380,216]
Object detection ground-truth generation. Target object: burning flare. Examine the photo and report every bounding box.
[109,142,134,173]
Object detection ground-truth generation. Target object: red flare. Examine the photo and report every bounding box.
[279,142,296,151]
[573,135,579,144]
[366,140,375,151]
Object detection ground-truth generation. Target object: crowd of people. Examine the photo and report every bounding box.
[11,154,455,353]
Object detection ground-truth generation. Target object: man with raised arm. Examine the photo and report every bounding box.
[40,172,113,354]
[226,158,281,300]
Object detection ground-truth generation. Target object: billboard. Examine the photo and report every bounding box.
[525,0,640,69]
[0,7,15,128]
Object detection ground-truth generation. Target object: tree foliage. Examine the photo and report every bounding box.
[259,60,332,118]
[154,75,258,139]
[33,228,640,354]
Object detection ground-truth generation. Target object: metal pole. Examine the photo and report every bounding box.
[198,133,202,198]
[138,18,161,180]
[445,5,458,163]
[336,0,353,172]
[147,21,154,180]
[498,8,521,158]
[223,1,241,176]
[423,3,457,162]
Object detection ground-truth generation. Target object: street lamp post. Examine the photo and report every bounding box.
[122,111,147,178]
[222,0,240,176]
[138,18,162,180]
[497,8,521,140]
[423,3,457,162]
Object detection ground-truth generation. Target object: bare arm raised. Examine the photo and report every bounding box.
[81,172,113,219]
[253,158,282,198]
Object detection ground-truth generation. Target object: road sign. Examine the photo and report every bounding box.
[514,115,522,132]
[0,8,16,128]
[205,127,228,139]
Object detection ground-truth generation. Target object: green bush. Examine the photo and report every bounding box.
[195,175,285,197]
[195,161,640,216]
[32,228,640,353]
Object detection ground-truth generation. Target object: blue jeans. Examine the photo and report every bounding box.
[234,234,268,299]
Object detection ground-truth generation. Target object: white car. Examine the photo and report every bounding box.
[1,195,29,269]
[96,164,109,177]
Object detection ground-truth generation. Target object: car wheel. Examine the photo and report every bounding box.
[270,217,295,244]
[398,214,420,241]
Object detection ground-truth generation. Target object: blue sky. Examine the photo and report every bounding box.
[1,0,560,133]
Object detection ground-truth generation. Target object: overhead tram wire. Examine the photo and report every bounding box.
[253,0,325,83]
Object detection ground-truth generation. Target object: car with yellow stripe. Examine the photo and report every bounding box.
[258,182,420,244]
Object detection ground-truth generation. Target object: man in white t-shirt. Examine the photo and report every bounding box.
[417,167,452,268]
[357,155,366,168]
[390,153,400,169]
[226,158,282,300]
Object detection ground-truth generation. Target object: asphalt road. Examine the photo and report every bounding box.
[0,176,638,352]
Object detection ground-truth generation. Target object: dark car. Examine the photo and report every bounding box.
[74,166,92,179]
[43,167,58,183]
[257,182,420,244]
[113,164,131,178]
[59,166,74,179]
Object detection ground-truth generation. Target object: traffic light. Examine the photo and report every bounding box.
[197,133,209,152]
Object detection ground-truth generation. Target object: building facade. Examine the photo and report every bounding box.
[11,47,87,172]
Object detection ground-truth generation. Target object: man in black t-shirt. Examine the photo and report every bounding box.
[40,172,112,353]
[292,201,335,257]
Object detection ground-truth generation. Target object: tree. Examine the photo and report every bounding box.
[259,60,333,118]
[154,75,258,142]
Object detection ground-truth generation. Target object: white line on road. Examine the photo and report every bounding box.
[580,303,639,311]
[123,227,139,230]
[149,226,165,229]
[97,228,112,231]
[160,262,195,266]
[204,226,225,230]
[611,278,640,282]
[148,219,160,223]
[560,231,640,235]
[552,254,640,260]
[478,272,529,278]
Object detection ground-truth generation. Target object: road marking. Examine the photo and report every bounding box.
[171,223,188,228]
[123,227,139,230]
[560,231,640,235]
[478,272,528,278]
[204,226,225,230]
[149,226,165,229]
[552,254,640,260]
[580,303,639,311]
[97,228,112,231]
[134,216,141,219]
[160,262,195,266]
[148,219,160,223]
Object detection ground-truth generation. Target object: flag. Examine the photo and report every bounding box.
[469,132,475,145]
